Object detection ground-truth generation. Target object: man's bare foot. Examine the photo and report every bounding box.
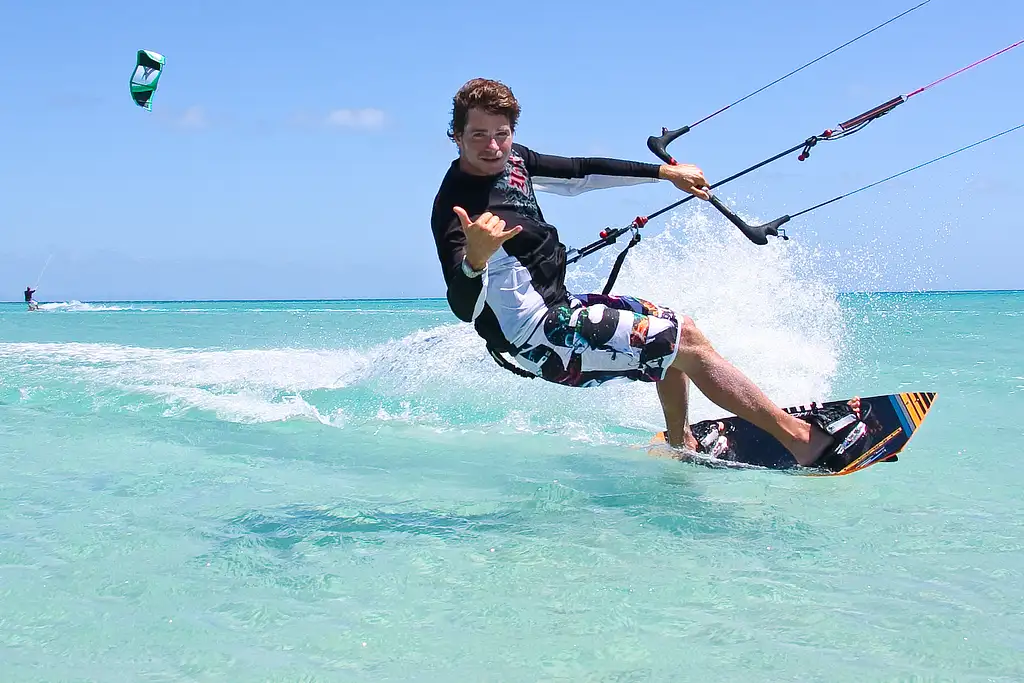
[788,420,836,467]
[786,397,864,467]
[683,430,699,452]
[663,425,699,451]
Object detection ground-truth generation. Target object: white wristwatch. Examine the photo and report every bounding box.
[461,257,486,278]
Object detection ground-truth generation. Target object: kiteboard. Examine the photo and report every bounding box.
[648,392,937,477]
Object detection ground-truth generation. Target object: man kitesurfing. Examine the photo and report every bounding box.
[25,286,39,311]
[429,78,865,470]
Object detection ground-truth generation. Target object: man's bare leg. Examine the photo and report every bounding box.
[656,367,699,451]
[667,316,832,466]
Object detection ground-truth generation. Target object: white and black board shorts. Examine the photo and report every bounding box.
[512,293,682,388]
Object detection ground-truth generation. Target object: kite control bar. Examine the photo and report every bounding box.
[647,140,792,247]
[646,126,689,166]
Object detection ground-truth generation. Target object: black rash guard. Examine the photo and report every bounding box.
[430,142,661,353]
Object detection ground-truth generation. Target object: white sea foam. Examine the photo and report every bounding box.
[2,203,856,436]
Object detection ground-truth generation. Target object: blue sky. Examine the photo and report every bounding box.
[2,0,1021,301]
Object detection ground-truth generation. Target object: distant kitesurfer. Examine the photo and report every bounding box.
[429,78,870,469]
[24,286,38,311]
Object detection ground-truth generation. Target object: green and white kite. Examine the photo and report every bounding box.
[130,50,165,111]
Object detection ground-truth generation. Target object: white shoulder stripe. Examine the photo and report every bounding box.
[533,175,657,196]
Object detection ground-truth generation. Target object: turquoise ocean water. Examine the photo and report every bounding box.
[2,219,1022,682]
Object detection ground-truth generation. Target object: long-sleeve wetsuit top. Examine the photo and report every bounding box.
[430,142,661,353]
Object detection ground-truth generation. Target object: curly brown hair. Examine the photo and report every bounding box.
[447,78,521,142]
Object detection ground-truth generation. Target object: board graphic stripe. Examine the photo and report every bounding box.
[841,427,902,473]
[813,427,901,477]
[905,393,921,423]
[890,394,914,435]
[900,393,923,428]
[907,393,925,426]
[913,392,931,423]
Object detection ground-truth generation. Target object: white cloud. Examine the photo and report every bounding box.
[177,105,208,129]
[152,105,210,130]
[324,108,386,130]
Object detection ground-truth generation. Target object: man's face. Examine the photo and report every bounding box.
[455,108,513,176]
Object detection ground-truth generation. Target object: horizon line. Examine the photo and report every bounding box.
[3,288,1024,304]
